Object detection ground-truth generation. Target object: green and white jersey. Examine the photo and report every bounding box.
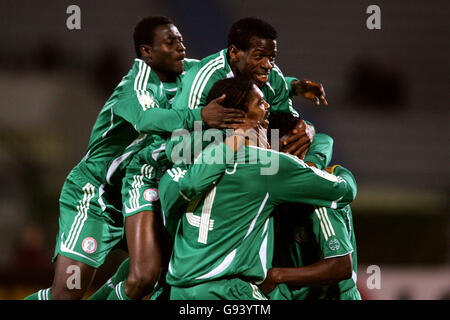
[131,58,201,164]
[163,143,357,287]
[273,204,359,300]
[76,58,202,187]
[172,49,299,117]
[303,133,334,170]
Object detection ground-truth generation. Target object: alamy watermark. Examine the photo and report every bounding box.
[66,5,81,30]
[66,265,81,290]
[169,121,282,175]
[366,264,381,289]
[366,5,381,30]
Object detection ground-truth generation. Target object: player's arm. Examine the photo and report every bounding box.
[303,133,334,170]
[160,133,247,213]
[271,66,322,158]
[159,137,240,233]
[178,128,260,200]
[269,66,299,118]
[270,156,357,209]
[285,76,328,106]
[260,255,352,295]
[260,206,354,294]
[115,92,245,134]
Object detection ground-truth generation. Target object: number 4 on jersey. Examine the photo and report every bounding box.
[185,186,217,244]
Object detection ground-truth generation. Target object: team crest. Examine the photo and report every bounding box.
[143,188,159,202]
[138,94,156,110]
[82,237,97,254]
[327,238,340,251]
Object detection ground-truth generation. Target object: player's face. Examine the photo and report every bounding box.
[149,24,186,80]
[233,37,277,88]
[246,84,269,122]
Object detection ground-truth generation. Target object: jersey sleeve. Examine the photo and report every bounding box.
[284,76,299,99]
[172,64,225,111]
[310,206,354,259]
[158,142,234,237]
[113,92,202,134]
[303,133,334,170]
[183,58,201,72]
[178,142,235,201]
[270,66,299,118]
[269,154,357,209]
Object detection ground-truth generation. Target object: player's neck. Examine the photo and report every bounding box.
[153,69,177,83]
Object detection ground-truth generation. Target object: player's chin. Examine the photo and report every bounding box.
[172,63,184,75]
[252,76,267,88]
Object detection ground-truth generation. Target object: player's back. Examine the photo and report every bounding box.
[166,146,279,287]
[167,145,357,287]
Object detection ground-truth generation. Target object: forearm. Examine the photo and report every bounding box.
[179,142,235,200]
[303,133,333,170]
[333,166,357,205]
[270,255,352,287]
[136,108,202,134]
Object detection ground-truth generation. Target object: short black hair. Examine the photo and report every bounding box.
[267,112,298,141]
[206,77,255,112]
[227,17,277,51]
[133,16,174,58]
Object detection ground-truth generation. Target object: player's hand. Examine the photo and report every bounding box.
[292,79,328,106]
[201,94,246,129]
[258,268,280,296]
[231,122,269,150]
[281,119,315,159]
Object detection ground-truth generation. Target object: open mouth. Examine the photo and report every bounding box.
[255,73,269,84]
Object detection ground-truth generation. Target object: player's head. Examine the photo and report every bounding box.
[267,111,298,142]
[227,17,278,88]
[207,77,269,122]
[134,16,186,81]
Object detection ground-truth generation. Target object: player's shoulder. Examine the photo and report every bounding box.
[246,146,307,168]
[186,49,228,77]
[268,64,287,83]
[113,64,162,109]
[116,59,160,94]
[183,58,201,72]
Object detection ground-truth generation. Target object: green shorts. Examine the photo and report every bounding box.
[170,278,268,300]
[53,166,124,268]
[340,287,362,300]
[267,283,292,300]
[157,166,190,238]
[121,150,171,218]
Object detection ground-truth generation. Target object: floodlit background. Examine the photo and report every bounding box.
[0,0,448,300]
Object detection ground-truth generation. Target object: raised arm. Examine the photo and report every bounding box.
[285,76,328,106]
[270,154,357,209]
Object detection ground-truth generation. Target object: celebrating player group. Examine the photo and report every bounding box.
[25,16,361,301]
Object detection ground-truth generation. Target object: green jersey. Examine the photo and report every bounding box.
[162,143,357,287]
[120,59,201,216]
[272,132,360,300]
[303,133,334,170]
[172,49,299,117]
[75,58,202,187]
[273,204,360,300]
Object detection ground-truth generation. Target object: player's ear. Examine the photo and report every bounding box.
[140,44,153,59]
[228,45,241,61]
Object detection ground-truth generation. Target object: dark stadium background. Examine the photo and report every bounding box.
[0,0,448,299]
